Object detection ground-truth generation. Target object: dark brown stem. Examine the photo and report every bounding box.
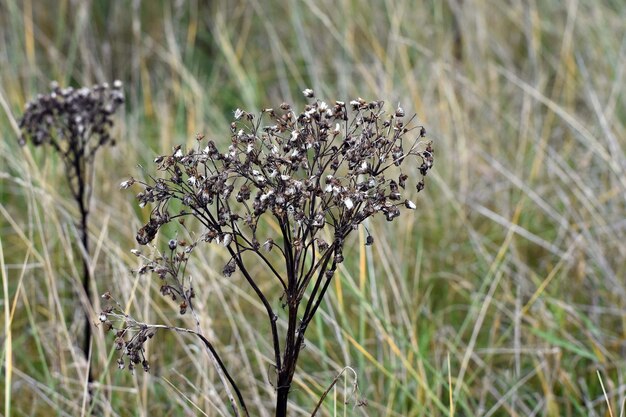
[71,147,94,387]
[276,301,299,417]
[80,203,92,383]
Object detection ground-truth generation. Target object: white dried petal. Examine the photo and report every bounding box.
[120,179,134,189]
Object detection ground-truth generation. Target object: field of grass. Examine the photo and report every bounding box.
[1,0,626,416]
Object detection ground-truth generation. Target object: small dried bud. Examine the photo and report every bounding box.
[317,238,329,252]
[120,178,135,189]
[101,291,112,300]
[366,235,374,246]
[398,173,408,189]
[99,313,107,323]
[303,88,315,98]
[168,239,177,251]
[405,200,416,209]
[395,105,405,117]
[263,238,274,252]
[114,337,125,350]
[130,249,141,256]
[136,220,158,245]
[117,357,125,370]
[223,258,237,277]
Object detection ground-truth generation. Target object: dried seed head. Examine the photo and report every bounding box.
[124,94,434,364]
[120,178,135,189]
[223,258,237,277]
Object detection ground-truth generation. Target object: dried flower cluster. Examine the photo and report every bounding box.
[18,81,124,212]
[19,80,124,153]
[134,240,197,316]
[100,292,155,374]
[103,89,433,416]
[130,92,431,276]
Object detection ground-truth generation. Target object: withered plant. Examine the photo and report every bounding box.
[19,81,124,375]
[101,90,433,416]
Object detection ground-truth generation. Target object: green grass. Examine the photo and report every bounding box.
[1,0,626,415]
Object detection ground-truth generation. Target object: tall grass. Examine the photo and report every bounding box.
[1,0,625,415]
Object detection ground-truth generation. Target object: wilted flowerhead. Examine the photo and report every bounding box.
[19,81,124,155]
[129,90,433,289]
[99,294,156,375]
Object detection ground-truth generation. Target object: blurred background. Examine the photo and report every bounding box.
[1,0,625,415]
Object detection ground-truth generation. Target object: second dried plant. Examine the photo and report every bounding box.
[19,81,124,376]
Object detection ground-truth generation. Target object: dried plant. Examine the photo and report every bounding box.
[19,81,124,375]
[102,90,433,416]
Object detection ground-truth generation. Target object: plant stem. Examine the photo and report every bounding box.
[78,193,93,386]
[275,297,299,416]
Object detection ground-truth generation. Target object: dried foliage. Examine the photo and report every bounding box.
[19,81,125,205]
